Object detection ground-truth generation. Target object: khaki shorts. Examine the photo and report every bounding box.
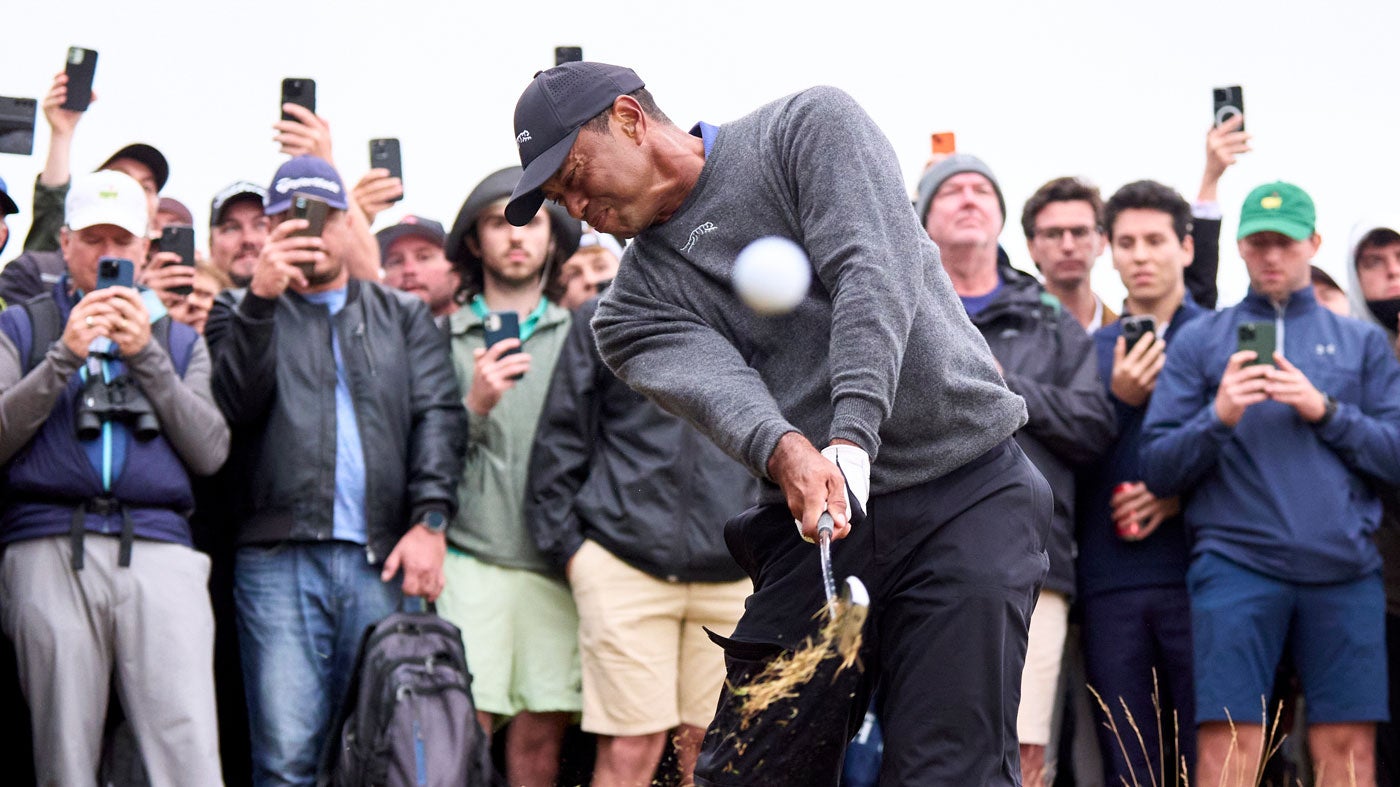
[569,540,750,736]
[1018,589,1070,746]
[437,551,582,718]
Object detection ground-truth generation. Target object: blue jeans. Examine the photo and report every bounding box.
[235,541,401,787]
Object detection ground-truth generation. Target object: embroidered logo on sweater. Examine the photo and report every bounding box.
[680,221,717,253]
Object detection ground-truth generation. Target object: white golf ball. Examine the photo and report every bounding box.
[732,236,812,315]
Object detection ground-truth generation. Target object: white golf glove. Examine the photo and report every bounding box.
[794,444,872,542]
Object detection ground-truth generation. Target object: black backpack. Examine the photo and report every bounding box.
[320,598,501,787]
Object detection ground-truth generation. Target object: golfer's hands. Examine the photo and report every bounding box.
[821,442,870,515]
[768,433,853,542]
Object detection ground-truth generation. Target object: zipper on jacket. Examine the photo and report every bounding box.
[355,323,378,377]
[1274,299,1288,358]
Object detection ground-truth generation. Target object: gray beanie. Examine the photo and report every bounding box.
[913,153,1006,224]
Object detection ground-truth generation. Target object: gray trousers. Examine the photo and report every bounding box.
[0,535,223,786]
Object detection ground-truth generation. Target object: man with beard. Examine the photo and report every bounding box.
[435,165,580,787]
[376,215,459,327]
[206,155,466,784]
[208,181,269,289]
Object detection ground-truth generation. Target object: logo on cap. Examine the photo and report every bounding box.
[1261,193,1283,210]
[516,130,533,146]
[275,176,342,196]
[99,188,118,200]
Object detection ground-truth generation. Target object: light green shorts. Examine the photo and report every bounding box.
[438,550,582,718]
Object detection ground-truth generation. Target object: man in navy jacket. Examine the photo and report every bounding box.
[1142,182,1400,787]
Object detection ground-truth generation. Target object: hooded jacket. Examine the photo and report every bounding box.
[967,263,1117,597]
[1345,220,1400,615]
[1141,285,1400,583]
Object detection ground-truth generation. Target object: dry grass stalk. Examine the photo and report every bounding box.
[732,598,865,725]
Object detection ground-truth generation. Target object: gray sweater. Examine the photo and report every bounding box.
[592,86,1025,499]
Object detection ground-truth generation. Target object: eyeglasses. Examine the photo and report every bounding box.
[1034,226,1098,243]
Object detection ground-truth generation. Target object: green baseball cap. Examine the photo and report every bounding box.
[1238,181,1316,241]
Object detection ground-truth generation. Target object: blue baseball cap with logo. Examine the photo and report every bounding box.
[0,176,18,215]
[506,61,644,227]
[264,155,349,215]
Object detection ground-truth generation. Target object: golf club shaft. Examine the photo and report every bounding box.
[817,512,836,620]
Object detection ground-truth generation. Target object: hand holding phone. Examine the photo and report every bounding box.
[465,311,531,415]
[281,78,316,121]
[1213,85,1244,131]
[1236,321,1275,366]
[157,226,196,295]
[61,47,98,112]
[1121,315,1157,352]
[288,193,329,276]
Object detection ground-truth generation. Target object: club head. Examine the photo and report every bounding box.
[835,576,869,659]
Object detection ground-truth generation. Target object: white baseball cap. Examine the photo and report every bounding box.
[65,170,148,238]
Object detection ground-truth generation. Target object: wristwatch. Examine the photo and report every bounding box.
[1318,394,1339,426]
[421,511,448,534]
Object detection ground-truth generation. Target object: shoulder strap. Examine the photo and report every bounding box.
[20,294,61,373]
[151,316,198,377]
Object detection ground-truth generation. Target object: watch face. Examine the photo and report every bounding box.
[424,512,447,532]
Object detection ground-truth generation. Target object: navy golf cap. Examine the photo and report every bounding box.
[505,62,644,227]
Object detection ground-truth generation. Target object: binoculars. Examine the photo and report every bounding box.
[75,349,159,441]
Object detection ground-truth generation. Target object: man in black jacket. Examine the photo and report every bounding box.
[527,296,755,786]
[916,154,1117,787]
[206,155,466,786]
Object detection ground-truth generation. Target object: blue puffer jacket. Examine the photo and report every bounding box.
[1141,285,1400,583]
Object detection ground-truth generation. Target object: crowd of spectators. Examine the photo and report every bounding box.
[0,55,1397,787]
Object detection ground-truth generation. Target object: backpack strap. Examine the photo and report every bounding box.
[20,294,62,373]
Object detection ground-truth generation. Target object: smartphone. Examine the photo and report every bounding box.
[555,46,583,66]
[369,138,403,202]
[1121,315,1157,352]
[95,257,135,290]
[930,131,956,155]
[483,311,523,379]
[280,77,316,121]
[1236,321,1275,366]
[0,96,37,155]
[289,192,329,276]
[1213,85,1244,131]
[159,225,196,296]
[61,47,98,112]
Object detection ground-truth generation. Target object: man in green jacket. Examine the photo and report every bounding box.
[437,165,581,787]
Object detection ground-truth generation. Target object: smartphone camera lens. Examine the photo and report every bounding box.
[1241,325,1255,340]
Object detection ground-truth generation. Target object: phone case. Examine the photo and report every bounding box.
[369,138,403,202]
[1213,85,1244,131]
[62,47,98,112]
[95,257,134,290]
[160,226,196,295]
[281,78,315,121]
[1122,316,1157,351]
[0,96,37,155]
[931,132,956,155]
[483,311,523,378]
[555,46,583,66]
[1237,321,1275,365]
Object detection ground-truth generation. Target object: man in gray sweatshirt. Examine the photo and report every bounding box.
[504,61,1051,787]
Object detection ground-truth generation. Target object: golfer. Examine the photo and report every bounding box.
[505,61,1051,786]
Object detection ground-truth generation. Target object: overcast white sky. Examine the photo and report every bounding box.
[4,0,1398,307]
